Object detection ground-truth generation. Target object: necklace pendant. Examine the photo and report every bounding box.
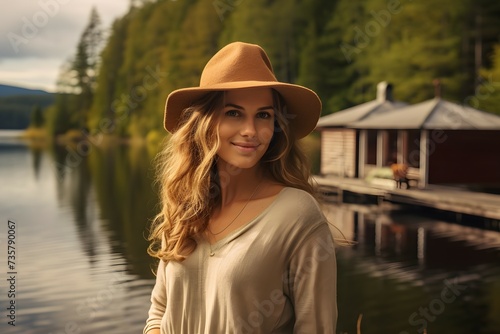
[209,251,215,257]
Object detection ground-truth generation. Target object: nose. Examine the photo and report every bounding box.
[240,118,257,137]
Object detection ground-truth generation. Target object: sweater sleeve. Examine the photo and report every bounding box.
[288,222,338,333]
[143,259,167,334]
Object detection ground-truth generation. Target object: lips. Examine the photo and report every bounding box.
[232,142,259,152]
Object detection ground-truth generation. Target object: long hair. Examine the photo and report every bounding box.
[147,89,316,262]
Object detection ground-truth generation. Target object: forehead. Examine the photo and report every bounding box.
[224,87,274,106]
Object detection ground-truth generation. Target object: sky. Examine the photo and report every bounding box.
[1,0,130,92]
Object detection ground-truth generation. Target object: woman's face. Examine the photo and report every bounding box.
[216,87,275,170]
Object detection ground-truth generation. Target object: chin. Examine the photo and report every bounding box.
[229,161,260,170]
[217,157,262,171]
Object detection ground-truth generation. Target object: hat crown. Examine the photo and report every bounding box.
[200,42,277,87]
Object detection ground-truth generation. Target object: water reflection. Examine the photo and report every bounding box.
[49,142,159,277]
[0,139,499,334]
[0,140,158,333]
[31,148,43,180]
[321,202,500,333]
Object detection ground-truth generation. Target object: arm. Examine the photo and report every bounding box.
[288,223,337,333]
[143,260,167,334]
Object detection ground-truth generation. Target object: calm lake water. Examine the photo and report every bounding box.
[0,134,499,334]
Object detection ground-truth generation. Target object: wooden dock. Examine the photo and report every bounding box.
[313,175,500,221]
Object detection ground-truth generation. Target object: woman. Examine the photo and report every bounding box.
[144,42,337,334]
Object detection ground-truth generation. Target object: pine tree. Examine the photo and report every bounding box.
[219,0,299,83]
[474,44,500,115]
[339,0,467,104]
[461,0,500,95]
[171,0,223,89]
[88,15,129,135]
[45,60,79,135]
[316,0,366,113]
[72,7,103,130]
[30,105,44,128]
[295,0,338,102]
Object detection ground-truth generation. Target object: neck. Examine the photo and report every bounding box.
[216,161,265,206]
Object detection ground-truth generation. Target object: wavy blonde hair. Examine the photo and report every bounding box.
[147,89,316,262]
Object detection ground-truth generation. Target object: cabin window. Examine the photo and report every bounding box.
[386,130,398,165]
[407,130,420,168]
[366,130,377,165]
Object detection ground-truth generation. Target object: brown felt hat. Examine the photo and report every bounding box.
[164,42,322,139]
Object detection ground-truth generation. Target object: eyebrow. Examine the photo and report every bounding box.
[224,103,274,111]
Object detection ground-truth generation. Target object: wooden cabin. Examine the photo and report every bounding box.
[316,83,500,190]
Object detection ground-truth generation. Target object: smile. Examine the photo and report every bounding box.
[232,142,259,152]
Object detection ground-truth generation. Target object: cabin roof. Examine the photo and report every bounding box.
[347,98,500,130]
[316,81,408,128]
[316,99,408,128]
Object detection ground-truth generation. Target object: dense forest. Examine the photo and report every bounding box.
[46,0,500,140]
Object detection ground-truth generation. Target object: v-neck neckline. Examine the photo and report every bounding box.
[204,187,290,248]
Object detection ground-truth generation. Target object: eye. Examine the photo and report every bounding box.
[225,109,240,117]
[257,111,273,119]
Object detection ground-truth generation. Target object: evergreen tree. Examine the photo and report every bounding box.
[72,7,103,130]
[475,44,500,115]
[461,0,500,95]
[219,0,299,83]
[88,15,129,134]
[172,0,223,88]
[339,0,467,104]
[46,60,79,135]
[30,105,44,128]
[316,0,365,113]
[218,0,273,60]
[46,94,78,135]
[295,0,338,100]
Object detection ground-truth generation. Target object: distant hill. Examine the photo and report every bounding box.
[0,84,51,97]
[0,84,55,129]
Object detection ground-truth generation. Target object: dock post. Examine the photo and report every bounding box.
[337,188,343,203]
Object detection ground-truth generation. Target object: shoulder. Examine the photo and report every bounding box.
[264,187,332,260]
[270,187,326,230]
[277,187,323,213]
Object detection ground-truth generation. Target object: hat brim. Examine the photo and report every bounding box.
[164,81,321,139]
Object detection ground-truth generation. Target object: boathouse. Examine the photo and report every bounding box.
[316,83,500,189]
[315,82,407,178]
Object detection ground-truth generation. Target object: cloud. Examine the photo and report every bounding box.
[1,1,128,59]
[2,15,82,58]
[0,0,128,89]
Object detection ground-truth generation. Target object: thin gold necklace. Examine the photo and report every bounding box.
[207,181,262,256]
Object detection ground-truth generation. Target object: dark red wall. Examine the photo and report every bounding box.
[428,130,500,184]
